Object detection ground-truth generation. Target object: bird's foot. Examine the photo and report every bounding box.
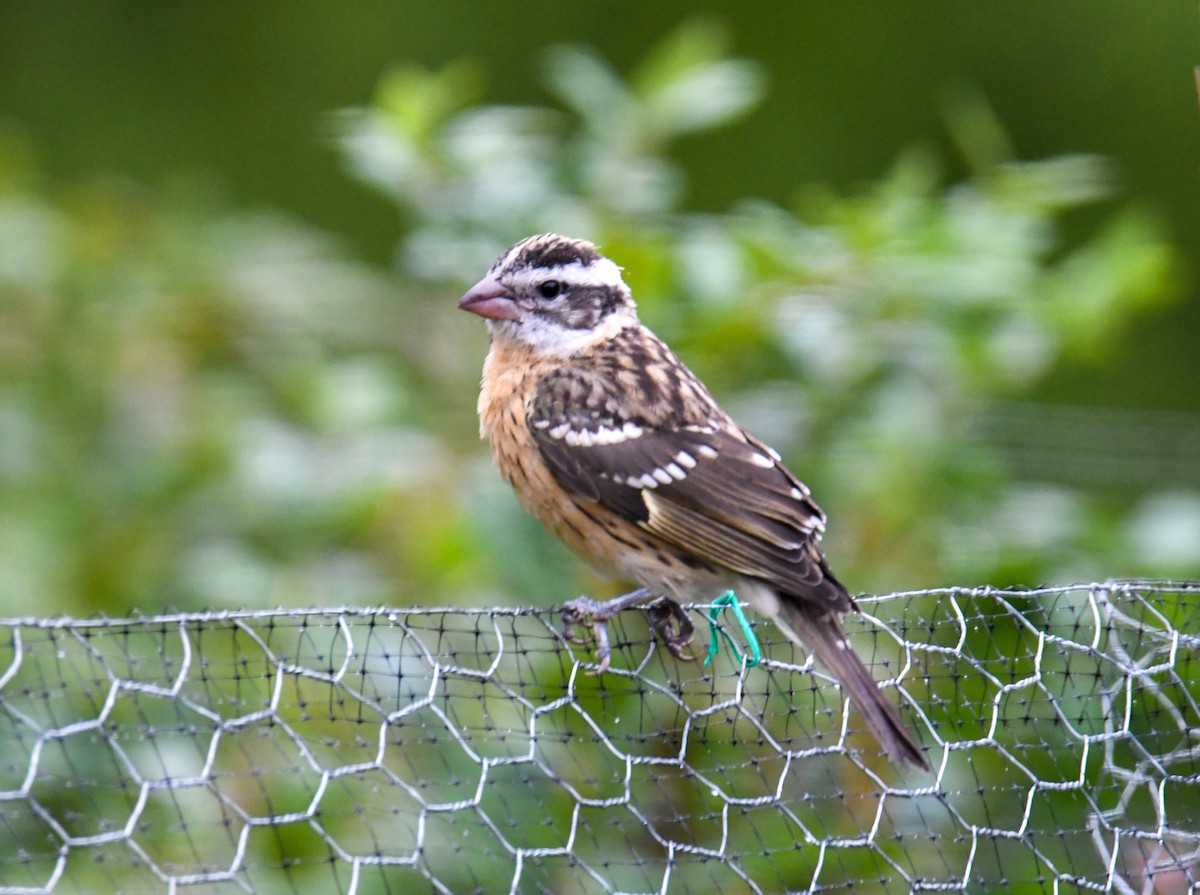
[645,597,697,662]
[561,588,650,674]
[560,589,696,673]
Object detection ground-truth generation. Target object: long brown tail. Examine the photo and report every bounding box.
[776,596,929,771]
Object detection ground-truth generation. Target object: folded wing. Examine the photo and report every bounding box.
[530,365,849,613]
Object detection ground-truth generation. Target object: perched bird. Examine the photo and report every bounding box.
[459,233,927,770]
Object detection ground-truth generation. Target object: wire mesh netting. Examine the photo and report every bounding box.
[1,580,1198,894]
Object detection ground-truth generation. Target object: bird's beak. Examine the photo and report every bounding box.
[458,275,521,321]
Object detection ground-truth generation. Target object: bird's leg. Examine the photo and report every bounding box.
[560,588,697,673]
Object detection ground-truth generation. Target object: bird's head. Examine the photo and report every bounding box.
[459,234,639,355]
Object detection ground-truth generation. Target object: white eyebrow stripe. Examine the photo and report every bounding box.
[508,257,625,291]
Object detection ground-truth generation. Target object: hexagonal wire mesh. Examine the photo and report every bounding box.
[1,581,1198,894]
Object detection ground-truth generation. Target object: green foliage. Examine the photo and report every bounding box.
[334,21,1185,594]
[0,145,450,615]
[0,20,1189,621]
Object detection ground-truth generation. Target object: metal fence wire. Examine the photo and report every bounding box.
[1,581,1198,894]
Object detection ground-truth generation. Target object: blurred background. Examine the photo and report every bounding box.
[0,2,1197,618]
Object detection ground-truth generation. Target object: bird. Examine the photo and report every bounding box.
[458,233,927,770]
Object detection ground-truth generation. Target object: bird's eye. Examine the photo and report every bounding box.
[537,280,563,299]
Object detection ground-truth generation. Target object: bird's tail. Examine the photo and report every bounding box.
[776,596,929,771]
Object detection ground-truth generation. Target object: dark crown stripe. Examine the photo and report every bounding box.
[514,234,601,271]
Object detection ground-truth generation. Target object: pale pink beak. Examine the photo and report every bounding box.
[458,274,521,321]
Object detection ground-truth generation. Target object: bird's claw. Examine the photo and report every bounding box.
[560,595,617,674]
[560,595,616,646]
[646,598,697,662]
[560,591,697,674]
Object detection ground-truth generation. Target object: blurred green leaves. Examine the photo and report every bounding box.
[547,17,764,205]
[335,19,766,279]
[0,20,1191,620]
[0,143,446,615]
[334,20,1185,592]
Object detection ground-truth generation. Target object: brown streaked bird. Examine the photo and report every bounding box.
[459,233,927,770]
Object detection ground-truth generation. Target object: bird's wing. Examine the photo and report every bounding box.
[529,364,846,608]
